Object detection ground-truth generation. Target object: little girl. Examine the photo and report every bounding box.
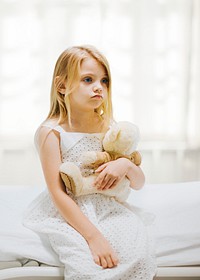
[23,45,156,279]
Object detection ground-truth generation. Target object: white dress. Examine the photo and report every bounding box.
[23,123,156,280]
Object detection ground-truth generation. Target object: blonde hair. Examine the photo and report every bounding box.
[46,45,113,129]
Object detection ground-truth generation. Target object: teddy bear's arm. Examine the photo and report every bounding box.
[82,151,142,168]
[92,151,112,167]
[81,151,112,169]
[108,151,142,166]
[60,172,75,193]
[129,151,142,166]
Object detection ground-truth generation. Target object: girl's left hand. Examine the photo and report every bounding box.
[93,158,130,190]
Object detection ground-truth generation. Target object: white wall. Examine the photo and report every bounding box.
[0,0,199,186]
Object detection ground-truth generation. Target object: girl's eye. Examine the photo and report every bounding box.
[102,77,109,85]
[83,77,92,83]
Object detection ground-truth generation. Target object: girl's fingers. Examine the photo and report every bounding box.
[97,174,109,189]
[108,180,119,189]
[93,170,107,188]
[95,174,119,190]
[100,257,108,269]
[94,177,104,189]
[95,163,108,173]
[100,173,120,190]
[102,178,116,190]
[100,255,116,269]
[106,255,115,268]
[88,233,119,269]
[93,254,101,266]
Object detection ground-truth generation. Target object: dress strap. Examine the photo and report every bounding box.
[40,120,57,130]
[40,120,65,134]
[53,125,66,134]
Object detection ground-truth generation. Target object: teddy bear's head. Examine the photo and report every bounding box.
[103,121,140,155]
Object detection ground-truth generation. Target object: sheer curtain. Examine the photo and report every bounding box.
[0,0,199,183]
[0,0,199,142]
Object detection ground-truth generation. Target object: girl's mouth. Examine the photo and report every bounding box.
[92,95,103,99]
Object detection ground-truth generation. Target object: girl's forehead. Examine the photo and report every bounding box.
[80,56,106,75]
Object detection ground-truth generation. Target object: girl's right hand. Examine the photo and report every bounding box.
[87,232,119,269]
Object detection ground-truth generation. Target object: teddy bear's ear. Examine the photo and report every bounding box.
[103,125,121,151]
[104,126,120,142]
[106,126,120,142]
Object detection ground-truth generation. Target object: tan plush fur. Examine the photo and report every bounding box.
[59,121,141,202]
[82,151,141,169]
[60,162,131,202]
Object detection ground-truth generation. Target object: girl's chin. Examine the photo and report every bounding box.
[90,100,104,107]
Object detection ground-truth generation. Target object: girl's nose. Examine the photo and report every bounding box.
[93,86,103,93]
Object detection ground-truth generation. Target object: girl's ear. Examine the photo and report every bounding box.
[54,76,66,95]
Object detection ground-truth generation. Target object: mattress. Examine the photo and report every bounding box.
[0,265,64,279]
[0,263,200,280]
[0,182,200,271]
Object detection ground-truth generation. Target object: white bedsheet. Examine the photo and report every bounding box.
[128,181,200,266]
[0,185,61,266]
[0,182,200,267]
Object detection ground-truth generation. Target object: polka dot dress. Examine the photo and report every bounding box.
[23,124,156,280]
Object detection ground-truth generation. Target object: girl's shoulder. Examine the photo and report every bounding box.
[34,118,60,151]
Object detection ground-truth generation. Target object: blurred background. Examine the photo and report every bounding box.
[0,0,199,186]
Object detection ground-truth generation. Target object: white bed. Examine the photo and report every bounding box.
[0,181,200,280]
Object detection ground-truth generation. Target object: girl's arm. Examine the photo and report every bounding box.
[94,158,145,190]
[37,127,119,269]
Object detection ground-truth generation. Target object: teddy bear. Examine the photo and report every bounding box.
[59,121,141,202]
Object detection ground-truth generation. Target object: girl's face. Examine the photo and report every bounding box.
[69,56,109,112]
